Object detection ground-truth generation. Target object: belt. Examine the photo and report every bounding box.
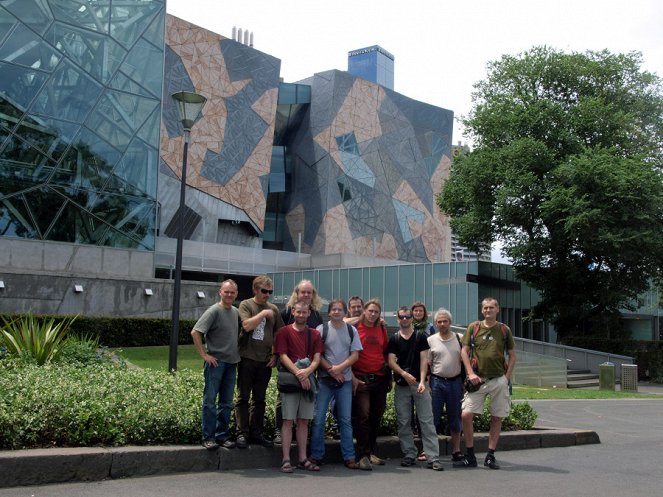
[431,373,462,381]
[356,373,383,383]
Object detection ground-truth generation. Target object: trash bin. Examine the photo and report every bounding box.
[621,364,638,392]
[599,362,615,390]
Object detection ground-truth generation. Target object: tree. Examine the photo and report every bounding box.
[438,46,663,339]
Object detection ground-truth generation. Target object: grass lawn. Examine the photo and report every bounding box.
[116,345,203,371]
[116,346,662,400]
[512,385,662,400]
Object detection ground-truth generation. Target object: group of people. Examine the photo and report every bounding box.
[191,275,517,474]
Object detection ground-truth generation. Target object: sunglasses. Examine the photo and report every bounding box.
[398,314,412,320]
[259,288,274,295]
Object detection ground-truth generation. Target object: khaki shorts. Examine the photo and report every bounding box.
[462,375,511,418]
[281,391,316,420]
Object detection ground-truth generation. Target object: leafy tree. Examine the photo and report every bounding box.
[438,47,663,339]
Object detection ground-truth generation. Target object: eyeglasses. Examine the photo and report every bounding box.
[398,314,412,320]
[259,288,274,295]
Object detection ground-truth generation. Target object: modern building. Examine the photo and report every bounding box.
[347,45,395,90]
[0,2,453,317]
[0,2,659,343]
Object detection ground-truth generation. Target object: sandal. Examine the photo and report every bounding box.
[281,460,293,473]
[417,451,427,461]
[297,459,321,471]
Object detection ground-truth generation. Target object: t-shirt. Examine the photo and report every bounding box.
[237,298,284,362]
[352,322,389,376]
[193,303,241,364]
[387,330,430,382]
[461,322,515,379]
[427,332,462,378]
[273,324,324,364]
[316,321,363,381]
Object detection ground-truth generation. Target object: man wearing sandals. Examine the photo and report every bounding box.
[191,279,241,450]
[388,306,444,471]
[455,297,517,470]
[274,300,323,473]
[309,299,363,470]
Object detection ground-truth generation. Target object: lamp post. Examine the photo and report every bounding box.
[169,91,207,372]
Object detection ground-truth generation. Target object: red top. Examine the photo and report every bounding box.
[274,324,323,363]
[352,322,388,375]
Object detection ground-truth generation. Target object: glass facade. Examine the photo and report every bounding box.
[0,0,164,250]
[347,45,394,90]
[270,261,546,337]
[264,82,311,249]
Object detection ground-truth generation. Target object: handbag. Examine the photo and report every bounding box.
[276,327,311,393]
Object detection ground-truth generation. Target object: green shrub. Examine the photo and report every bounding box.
[0,359,538,449]
[0,313,196,348]
[0,359,201,449]
[0,312,78,365]
[472,398,538,432]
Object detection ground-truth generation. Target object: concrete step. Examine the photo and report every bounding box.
[567,378,600,388]
[567,373,599,382]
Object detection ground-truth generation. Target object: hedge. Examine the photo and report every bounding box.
[0,313,196,348]
[0,356,538,449]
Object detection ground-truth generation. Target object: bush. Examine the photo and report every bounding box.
[0,312,77,365]
[0,360,538,449]
[0,313,196,348]
[0,358,201,449]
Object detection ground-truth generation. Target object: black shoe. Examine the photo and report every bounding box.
[273,430,282,445]
[249,435,274,448]
[451,451,464,462]
[216,437,236,449]
[452,454,477,468]
[236,434,248,449]
[484,453,500,470]
[202,439,217,450]
[401,456,417,467]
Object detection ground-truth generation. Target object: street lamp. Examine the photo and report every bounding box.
[169,90,207,372]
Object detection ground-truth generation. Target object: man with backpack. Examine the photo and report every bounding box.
[455,297,517,470]
[309,299,363,469]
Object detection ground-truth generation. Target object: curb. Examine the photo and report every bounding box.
[0,428,599,488]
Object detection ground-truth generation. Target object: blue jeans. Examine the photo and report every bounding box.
[310,379,355,461]
[202,361,237,441]
[430,375,463,434]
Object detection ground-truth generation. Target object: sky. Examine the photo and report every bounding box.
[165,0,663,262]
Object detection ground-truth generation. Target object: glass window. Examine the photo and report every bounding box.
[0,63,49,118]
[0,194,39,239]
[0,23,61,72]
[1,0,54,37]
[318,270,333,304]
[397,265,413,307]
[384,265,398,313]
[32,59,102,123]
[110,1,162,49]
[119,37,163,98]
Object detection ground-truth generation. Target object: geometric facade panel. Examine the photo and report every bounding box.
[0,0,164,251]
[284,70,453,263]
[161,15,281,232]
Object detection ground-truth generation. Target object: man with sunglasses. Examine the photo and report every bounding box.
[236,275,284,449]
[387,306,444,471]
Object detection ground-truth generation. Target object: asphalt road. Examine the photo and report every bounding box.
[2,399,662,497]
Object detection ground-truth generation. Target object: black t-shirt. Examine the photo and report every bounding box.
[387,330,430,382]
